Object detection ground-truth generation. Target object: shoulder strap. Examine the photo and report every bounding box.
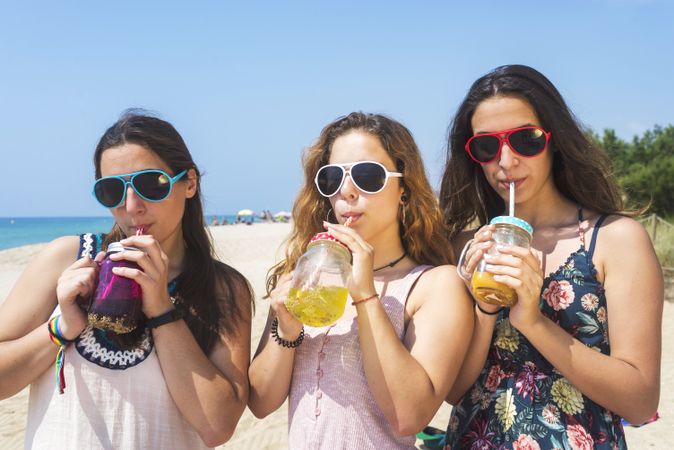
[405,265,434,304]
[577,206,586,248]
[588,215,609,258]
[78,233,103,259]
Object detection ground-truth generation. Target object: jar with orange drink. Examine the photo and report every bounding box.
[471,216,533,307]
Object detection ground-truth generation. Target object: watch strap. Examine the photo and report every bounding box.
[147,308,184,329]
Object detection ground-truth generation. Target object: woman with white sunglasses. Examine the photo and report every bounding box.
[248,112,474,449]
[0,111,254,448]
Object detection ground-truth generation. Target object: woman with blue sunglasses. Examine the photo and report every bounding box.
[439,65,663,449]
[248,112,474,449]
[0,111,254,448]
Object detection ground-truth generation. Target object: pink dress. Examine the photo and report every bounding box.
[288,265,430,450]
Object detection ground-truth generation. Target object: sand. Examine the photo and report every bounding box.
[0,223,671,449]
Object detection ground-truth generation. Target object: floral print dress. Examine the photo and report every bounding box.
[445,212,627,450]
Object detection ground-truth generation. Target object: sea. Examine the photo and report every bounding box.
[0,215,244,251]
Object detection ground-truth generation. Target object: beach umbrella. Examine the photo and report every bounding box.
[237,209,254,216]
[274,211,292,219]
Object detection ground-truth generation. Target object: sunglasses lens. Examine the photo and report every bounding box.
[94,178,125,207]
[468,136,501,163]
[351,162,387,193]
[509,127,547,156]
[133,171,172,201]
[316,166,344,196]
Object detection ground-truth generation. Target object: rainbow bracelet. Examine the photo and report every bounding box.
[47,315,74,394]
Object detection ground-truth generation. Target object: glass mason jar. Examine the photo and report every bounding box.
[471,216,533,307]
[88,242,144,334]
[286,232,352,327]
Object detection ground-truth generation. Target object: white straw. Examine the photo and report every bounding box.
[509,182,515,217]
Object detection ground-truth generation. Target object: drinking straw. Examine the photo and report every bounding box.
[136,227,145,236]
[303,218,351,291]
[509,182,515,217]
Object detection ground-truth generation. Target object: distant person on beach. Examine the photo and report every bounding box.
[439,65,663,448]
[248,112,474,449]
[0,112,253,448]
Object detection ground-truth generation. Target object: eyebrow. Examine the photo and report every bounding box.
[474,123,536,135]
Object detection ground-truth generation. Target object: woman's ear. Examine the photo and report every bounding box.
[185,168,198,199]
[400,191,409,204]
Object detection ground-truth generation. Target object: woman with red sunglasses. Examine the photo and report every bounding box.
[439,65,663,449]
[0,112,254,448]
[248,112,474,449]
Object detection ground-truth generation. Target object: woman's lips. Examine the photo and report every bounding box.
[341,214,361,224]
[499,179,524,191]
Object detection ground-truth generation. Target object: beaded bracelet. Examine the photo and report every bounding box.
[475,301,503,316]
[47,315,75,394]
[271,317,304,348]
[351,293,379,306]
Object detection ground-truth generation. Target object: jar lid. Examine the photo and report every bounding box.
[308,233,351,258]
[107,242,140,253]
[489,216,533,236]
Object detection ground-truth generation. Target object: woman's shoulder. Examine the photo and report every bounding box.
[593,214,657,269]
[33,235,81,267]
[596,214,651,244]
[213,260,254,303]
[410,264,469,302]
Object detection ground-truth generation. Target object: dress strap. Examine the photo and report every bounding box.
[588,215,609,259]
[577,207,586,248]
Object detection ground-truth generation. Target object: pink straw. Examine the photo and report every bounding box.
[136,227,145,236]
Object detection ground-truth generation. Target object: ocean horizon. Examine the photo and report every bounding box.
[0,215,248,251]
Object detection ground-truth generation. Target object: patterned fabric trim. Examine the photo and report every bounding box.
[79,233,97,259]
[76,327,154,370]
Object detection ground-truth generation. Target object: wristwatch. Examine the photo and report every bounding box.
[147,308,184,329]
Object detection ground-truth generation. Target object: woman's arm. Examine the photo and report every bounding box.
[445,226,502,404]
[324,221,474,435]
[499,216,663,423]
[150,282,252,447]
[355,266,474,435]
[111,235,253,446]
[247,274,303,418]
[0,236,95,398]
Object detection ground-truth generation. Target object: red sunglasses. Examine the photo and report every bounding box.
[465,126,552,164]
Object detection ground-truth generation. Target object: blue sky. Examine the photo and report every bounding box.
[1,1,672,217]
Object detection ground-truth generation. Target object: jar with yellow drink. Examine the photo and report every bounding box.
[286,232,352,327]
[471,216,533,306]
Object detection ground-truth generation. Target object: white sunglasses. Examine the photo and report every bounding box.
[314,160,403,197]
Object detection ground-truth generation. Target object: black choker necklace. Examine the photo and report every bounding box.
[373,252,407,272]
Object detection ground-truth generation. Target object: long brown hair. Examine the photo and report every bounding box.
[94,110,253,355]
[439,64,635,241]
[267,112,452,294]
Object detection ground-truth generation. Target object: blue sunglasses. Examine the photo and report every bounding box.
[93,169,187,208]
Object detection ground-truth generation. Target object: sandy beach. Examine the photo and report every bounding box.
[1,223,671,449]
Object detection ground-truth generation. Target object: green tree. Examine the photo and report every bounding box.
[595,125,674,216]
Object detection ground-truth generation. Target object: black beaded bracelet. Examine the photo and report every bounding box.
[475,301,504,316]
[271,317,304,348]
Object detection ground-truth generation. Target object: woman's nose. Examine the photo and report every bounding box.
[497,142,518,169]
[339,173,359,199]
[123,186,145,213]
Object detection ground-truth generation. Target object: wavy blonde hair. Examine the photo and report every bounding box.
[266,112,452,295]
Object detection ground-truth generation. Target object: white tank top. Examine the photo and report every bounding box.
[24,233,209,449]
